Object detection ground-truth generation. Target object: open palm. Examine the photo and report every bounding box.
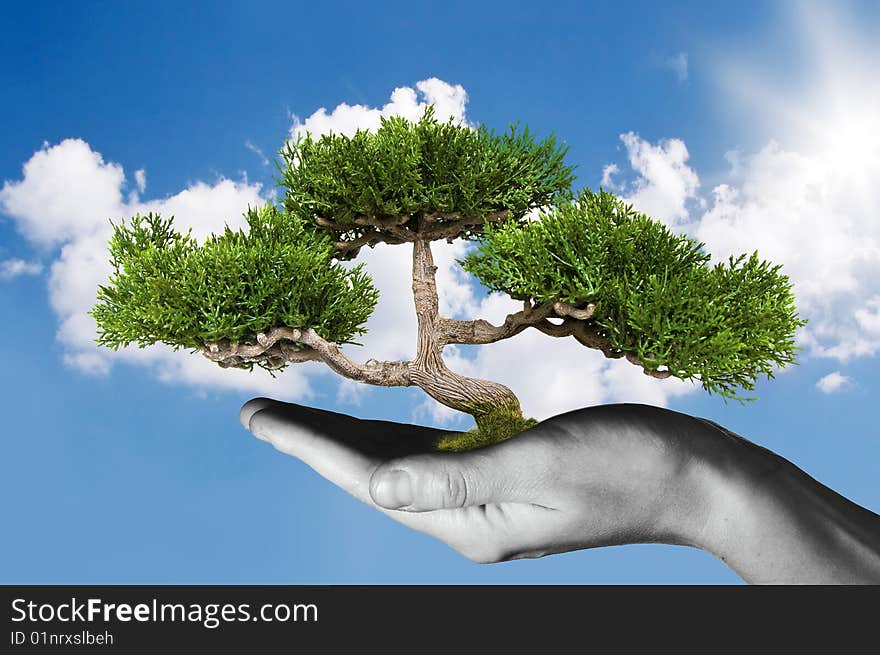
[240,398,698,563]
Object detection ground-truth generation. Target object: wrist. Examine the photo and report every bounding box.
[651,415,784,555]
[676,418,880,583]
[673,420,776,553]
[608,409,749,550]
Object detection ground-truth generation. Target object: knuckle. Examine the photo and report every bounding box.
[439,468,469,508]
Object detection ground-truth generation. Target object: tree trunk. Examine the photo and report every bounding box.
[409,238,524,429]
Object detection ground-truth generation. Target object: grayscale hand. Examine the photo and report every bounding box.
[241,398,880,583]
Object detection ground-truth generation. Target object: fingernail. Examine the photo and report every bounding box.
[373,470,413,509]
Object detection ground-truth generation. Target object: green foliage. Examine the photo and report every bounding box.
[436,407,539,452]
[90,206,378,368]
[461,189,806,400]
[281,106,575,236]
[90,104,806,417]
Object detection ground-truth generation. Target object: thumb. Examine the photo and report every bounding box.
[369,451,516,512]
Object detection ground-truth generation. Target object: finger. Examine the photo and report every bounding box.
[248,404,378,504]
[369,436,547,512]
[239,397,283,434]
[244,399,443,456]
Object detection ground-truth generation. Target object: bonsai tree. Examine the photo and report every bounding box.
[91,107,805,451]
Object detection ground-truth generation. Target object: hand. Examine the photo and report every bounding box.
[239,399,712,563]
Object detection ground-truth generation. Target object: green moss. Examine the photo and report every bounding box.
[435,407,538,452]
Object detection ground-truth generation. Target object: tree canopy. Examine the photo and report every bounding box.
[280,107,575,257]
[461,189,805,399]
[91,206,377,369]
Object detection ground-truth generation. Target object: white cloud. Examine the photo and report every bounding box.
[290,77,468,141]
[414,78,469,123]
[665,52,689,83]
[137,179,263,241]
[134,169,146,193]
[0,139,125,246]
[336,377,368,406]
[855,297,880,336]
[616,132,700,225]
[0,258,42,278]
[816,371,852,394]
[600,163,619,188]
[156,349,322,400]
[245,140,269,166]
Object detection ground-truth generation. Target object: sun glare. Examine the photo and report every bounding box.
[722,3,880,214]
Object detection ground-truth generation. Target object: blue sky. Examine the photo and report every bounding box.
[1,0,879,584]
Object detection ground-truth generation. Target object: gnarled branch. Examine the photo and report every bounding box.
[435,301,556,346]
[334,229,409,258]
[418,209,511,241]
[315,214,416,258]
[437,300,671,379]
[552,302,595,320]
[317,210,513,257]
[351,216,415,242]
[203,327,411,386]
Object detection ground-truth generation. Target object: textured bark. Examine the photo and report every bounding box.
[409,238,523,422]
[203,327,411,386]
[436,300,671,379]
[316,214,415,259]
[435,301,555,346]
[411,237,445,373]
[417,209,511,241]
